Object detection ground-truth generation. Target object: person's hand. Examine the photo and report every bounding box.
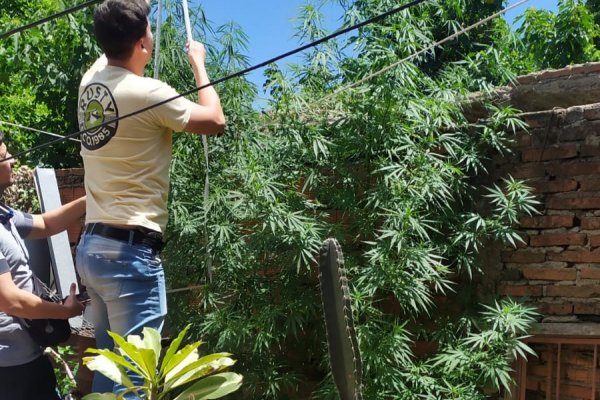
[62,283,85,318]
[186,40,206,67]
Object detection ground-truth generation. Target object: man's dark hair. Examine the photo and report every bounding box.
[94,0,150,61]
[0,131,4,146]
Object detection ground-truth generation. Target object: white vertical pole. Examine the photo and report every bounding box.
[181,0,193,42]
[153,0,163,79]
[181,0,213,282]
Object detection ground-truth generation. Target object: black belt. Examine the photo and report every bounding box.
[85,223,164,252]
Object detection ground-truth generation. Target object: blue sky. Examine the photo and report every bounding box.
[196,0,559,92]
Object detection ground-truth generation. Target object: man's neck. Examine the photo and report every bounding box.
[106,58,144,76]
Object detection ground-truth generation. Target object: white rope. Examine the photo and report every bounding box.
[0,120,80,143]
[167,284,204,294]
[153,0,163,79]
[182,0,213,282]
[181,0,193,42]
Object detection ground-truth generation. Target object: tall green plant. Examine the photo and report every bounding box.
[161,0,541,398]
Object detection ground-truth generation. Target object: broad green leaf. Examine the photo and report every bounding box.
[82,394,118,400]
[83,355,134,388]
[141,327,162,367]
[161,325,191,375]
[161,342,202,377]
[164,355,235,391]
[108,331,156,379]
[173,373,243,400]
[162,346,199,386]
[84,348,144,378]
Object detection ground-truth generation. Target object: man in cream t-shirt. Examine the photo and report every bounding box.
[76,0,225,396]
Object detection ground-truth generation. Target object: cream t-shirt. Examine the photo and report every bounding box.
[78,56,193,233]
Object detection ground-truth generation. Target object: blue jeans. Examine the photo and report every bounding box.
[76,232,167,398]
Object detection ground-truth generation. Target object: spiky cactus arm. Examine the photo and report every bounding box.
[319,238,363,400]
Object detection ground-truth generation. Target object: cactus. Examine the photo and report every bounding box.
[318,238,363,400]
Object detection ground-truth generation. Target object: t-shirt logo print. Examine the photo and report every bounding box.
[79,83,119,150]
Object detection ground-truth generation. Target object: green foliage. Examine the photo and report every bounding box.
[516,0,600,70]
[82,326,242,400]
[0,0,98,167]
[45,346,79,398]
[161,0,541,399]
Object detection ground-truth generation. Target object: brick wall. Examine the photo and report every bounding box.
[494,105,600,323]
[55,168,86,251]
[475,61,600,399]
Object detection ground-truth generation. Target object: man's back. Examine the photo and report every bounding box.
[78,56,195,233]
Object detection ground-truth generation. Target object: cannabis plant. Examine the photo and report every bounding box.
[157,0,540,398]
[82,326,242,400]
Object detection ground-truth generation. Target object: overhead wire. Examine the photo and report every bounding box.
[0,0,102,40]
[2,0,430,163]
[316,0,530,106]
[164,0,531,295]
[0,120,80,143]
[0,0,532,295]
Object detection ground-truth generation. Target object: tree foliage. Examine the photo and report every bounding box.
[515,0,600,71]
[0,0,98,166]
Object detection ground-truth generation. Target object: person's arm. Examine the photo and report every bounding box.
[0,272,83,319]
[26,196,86,240]
[184,41,226,135]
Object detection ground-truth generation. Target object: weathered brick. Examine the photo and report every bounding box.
[580,267,600,280]
[577,63,600,74]
[520,111,555,128]
[520,215,575,229]
[516,74,536,85]
[590,235,600,247]
[584,105,600,121]
[500,163,546,179]
[516,131,531,147]
[579,177,600,191]
[546,285,600,297]
[530,179,578,193]
[574,303,599,314]
[582,217,600,230]
[580,144,599,157]
[539,302,574,315]
[522,267,577,281]
[564,106,585,125]
[529,233,586,247]
[560,120,600,142]
[497,284,543,297]
[521,144,578,162]
[547,161,600,177]
[548,250,600,263]
[501,250,546,264]
[547,195,600,210]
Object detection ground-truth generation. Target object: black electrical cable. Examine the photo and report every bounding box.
[4,0,429,162]
[0,0,102,40]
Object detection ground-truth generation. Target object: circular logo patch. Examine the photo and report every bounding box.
[78,83,119,150]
